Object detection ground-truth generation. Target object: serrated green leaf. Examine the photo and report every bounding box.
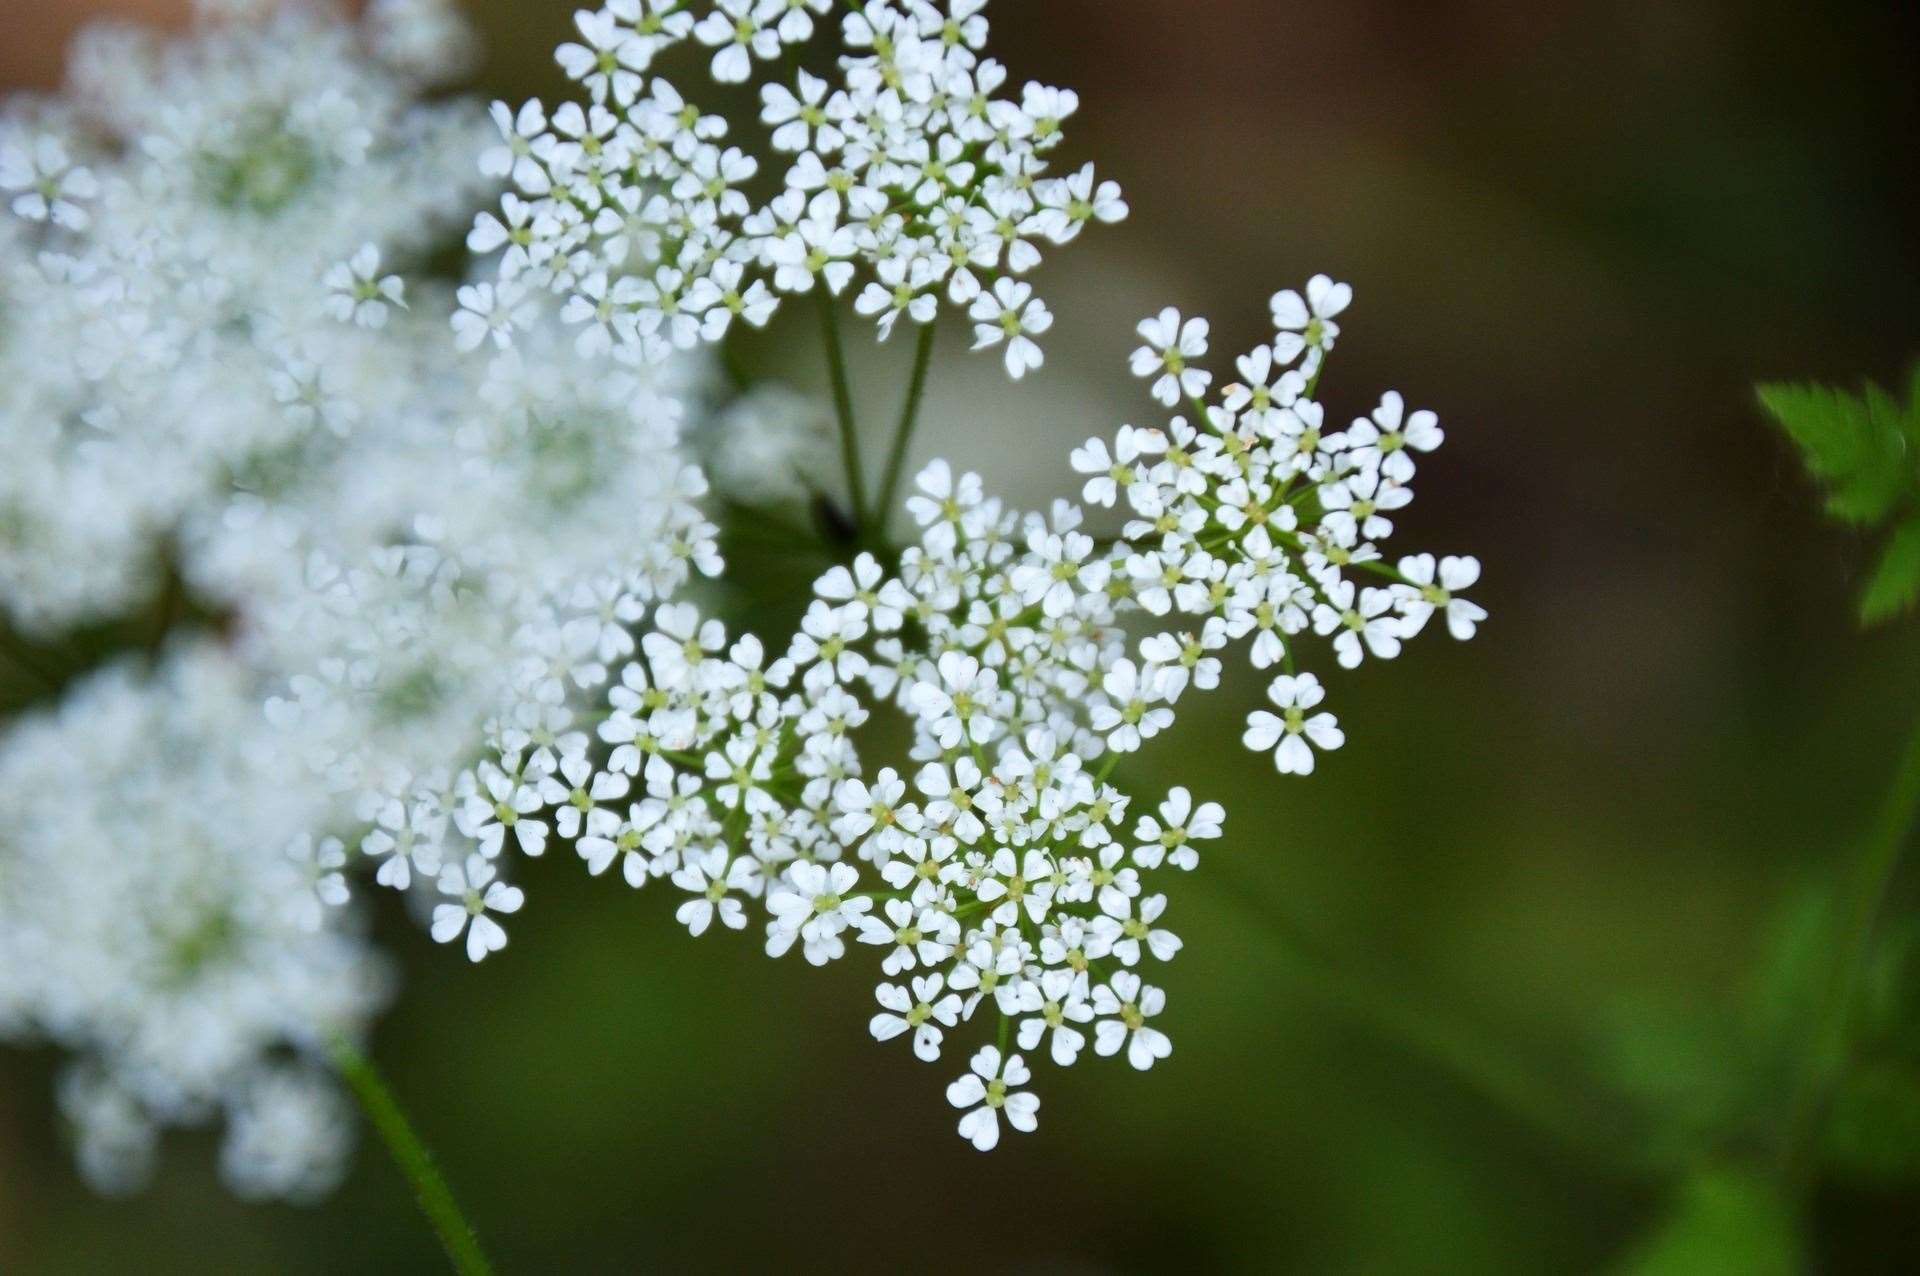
[1822,1059,1920,1184]
[1859,517,1920,625]
[1756,381,1909,526]
[1830,383,1915,523]
[1756,382,1865,477]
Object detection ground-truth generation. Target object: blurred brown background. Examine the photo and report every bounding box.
[3,0,1918,1271]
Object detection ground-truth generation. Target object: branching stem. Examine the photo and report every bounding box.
[816,290,867,532]
[872,320,939,544]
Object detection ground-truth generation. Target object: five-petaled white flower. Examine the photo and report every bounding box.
[1243,673,1345,775]
[870,973,964,1061]
[1270,274,1351,372]
[431,855,526,963]
[946,1046,1039,1150]
[1092,970,1172,1070]
[1394,554,1485,640]
[324,244,407,329]
[969,277,1053,379]
[1131,307,1212,407]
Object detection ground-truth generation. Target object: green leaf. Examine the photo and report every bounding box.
[1596,997,1745,1159]
[1756,381,1909,526]
[1905,360,1920,449]
[1822,1059,1920,1184]
[1859,916,1920,1056]
[1859,517,1920,625]
[1617,1167,1800,1276]
[1746,885,1836,1057]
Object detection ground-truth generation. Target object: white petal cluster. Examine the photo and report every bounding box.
[400,284,1482,1151]
[0,0,718,1198]
[0,0,490,634]
[2,0,1489,1179]
[466,0,1126,374]
[0,652,388,1203]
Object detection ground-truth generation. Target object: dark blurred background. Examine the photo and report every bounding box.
[4,1,1919,1271]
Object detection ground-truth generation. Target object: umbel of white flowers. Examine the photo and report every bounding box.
[459,0,1127,374]
[1,0,1485,1189]
[0,0,725,1200]
[398,278,1484,1153]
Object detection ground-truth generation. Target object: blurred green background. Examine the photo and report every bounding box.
[4,1,1919,1271]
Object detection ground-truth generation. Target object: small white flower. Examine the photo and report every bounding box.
[1091,971,1172,1070]
[1,135,98,230]
[1013,968,1095,1066]
[767,860,870,965]
[909,651,1001,749]
[456,762,549,858]
[671,847,756,936]
[1243,673,1345,775]
[323,244,406,329]
[765,190,859,294]
[694,0,782,83]
[870,973,963,1061]
[1131,786,1222,871]
[945,1046,1039,1151]
[1090,659,1174,753]
[1271,274,1351,371]
[1395,554,1485,640]
[478,99,554,193]
[1312,579,1403,669]
[969,277,1052,379]
[1348,391,1443,483]
[1069,425,1164,508]
[430,855,526,963]
[1130,307,1212,407]
[761,70,844,153]
[854,253,940,340]
[451,281,534,351]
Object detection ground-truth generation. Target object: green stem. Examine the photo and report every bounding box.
[1777,710,1920,1192]
[1196,864,1667,1180]
[872,320,939,543]
[328,1036,494,1276]
[816,289,867,532]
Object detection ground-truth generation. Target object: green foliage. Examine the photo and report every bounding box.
[1601,883,1920,1193]
[1757,364,1920,624]
[1822,1059,1920,1183]
[1596,997,1748,1166]
[1619,1167,1801,1276]
[1860,519,1920,626]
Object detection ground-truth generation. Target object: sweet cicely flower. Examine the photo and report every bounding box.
[324,243,407,329]
[431,855,526,962]
[947,1046,1039,1151]
[1244,674,1345,775]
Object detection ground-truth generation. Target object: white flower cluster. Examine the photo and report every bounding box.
[3,0,1488,1182]
[0,0,484,634]
[0,0,720,1198]
[400,281,1483,1150]
[1110,283,1486,774]
[0,651,388,1202]
[463,0,1125,375]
